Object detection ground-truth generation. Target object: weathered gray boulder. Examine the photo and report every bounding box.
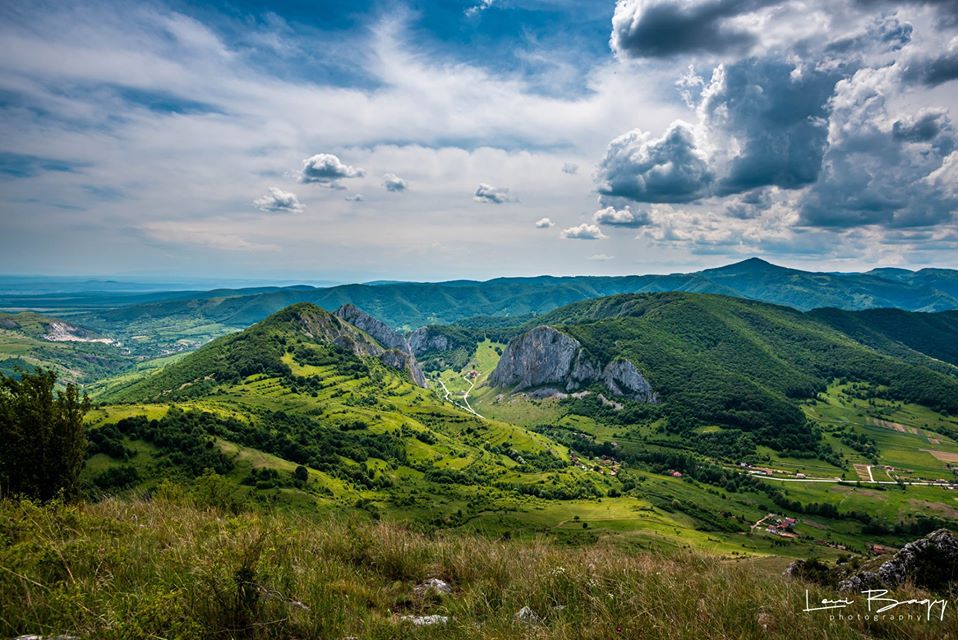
[839,529,958,592]
[879,529,958,590]
[400,614,449,626]
[489,325,655,401]
[414,577,452,595]
[514,606,542,625]
[335,304,411,354]
[838,571,882,593]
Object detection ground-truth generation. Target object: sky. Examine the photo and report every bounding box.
[1,0,957,282]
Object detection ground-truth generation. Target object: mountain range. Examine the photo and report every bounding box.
[6,259,952,335]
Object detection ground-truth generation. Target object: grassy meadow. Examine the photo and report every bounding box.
[3,496,955,640]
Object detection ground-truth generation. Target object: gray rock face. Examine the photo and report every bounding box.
[408,327,450,356]
[292,308,383,358]
[329,305,427,388]
[379,349,427,388]
[840,529,958,592]
[489,326,584,390]
[603,359,656,402]
[489,325,655,401]
[334,304,411,354]
[878,529,958,590]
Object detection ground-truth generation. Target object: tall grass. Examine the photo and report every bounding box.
[0,495,953,639]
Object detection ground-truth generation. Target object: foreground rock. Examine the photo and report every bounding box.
[414,577,453,596]
[489,325,656,402]
[836,529,958,592]
[514,606,542,625]
[400,614,449,626]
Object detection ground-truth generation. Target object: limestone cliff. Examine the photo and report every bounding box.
[489,325,655,402]
[332,304,426,387]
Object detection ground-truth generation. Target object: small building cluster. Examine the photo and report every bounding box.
[751,513,798,538]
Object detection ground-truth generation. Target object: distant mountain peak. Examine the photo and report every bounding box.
[723,257,780,271]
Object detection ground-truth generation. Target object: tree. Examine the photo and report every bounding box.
[293,465,309,486]
[0,369,90,501]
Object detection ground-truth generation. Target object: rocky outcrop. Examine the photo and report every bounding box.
[489,326,584,391]
[603,359,656,402]
[289,306,383,358]
[408,327,451,356]
[334,304,411,354]
[379,349,427,388]
[839,529,958,592]
[489,325,655,402]
[331,304,427,388]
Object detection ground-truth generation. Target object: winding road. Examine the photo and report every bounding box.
[435,375,484,419]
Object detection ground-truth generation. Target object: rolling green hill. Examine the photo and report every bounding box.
[76,295,958,555]
[525,293,958,451]
[0,311,132,383]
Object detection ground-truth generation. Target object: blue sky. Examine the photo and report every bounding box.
[1,0,957,282]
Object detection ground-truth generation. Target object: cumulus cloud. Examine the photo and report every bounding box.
[535,217,555,228]
[253,187,304,213]
[799,65,958,228]
[561,223,607,239]
[610,0,786,59]
[561,162,579,175]
[596,121,714,203]
[344,193,364,202]
[725,189,773,219]
[299,154,365,187]
[383,173,408,192]
[700,57,843,195]
[473,183,514,203]
[902,41,958,87]
[593,205,651,227]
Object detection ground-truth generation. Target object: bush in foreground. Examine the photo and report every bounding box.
[0,496,953,639]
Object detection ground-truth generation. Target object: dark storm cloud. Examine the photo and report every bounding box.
[704,57,845,195]
[610,0,783,59]
[725,189,772,219]
[596,121,714,203]
[892,109,954,145]
[902,47,958,87]
[799,68,958,229]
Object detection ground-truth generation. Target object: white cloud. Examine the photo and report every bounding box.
[535,217,555,228]
[345,193,365,202]
[253,187,304,213]
[383,173,408,192]
[588,253,614,261]
[561,223,607,240]
[593,205,650,227]
[465,1,495,18]
[474,183,514,204]
[299,154,365,187]
[597,121,714,203]
[561,162,579,175]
